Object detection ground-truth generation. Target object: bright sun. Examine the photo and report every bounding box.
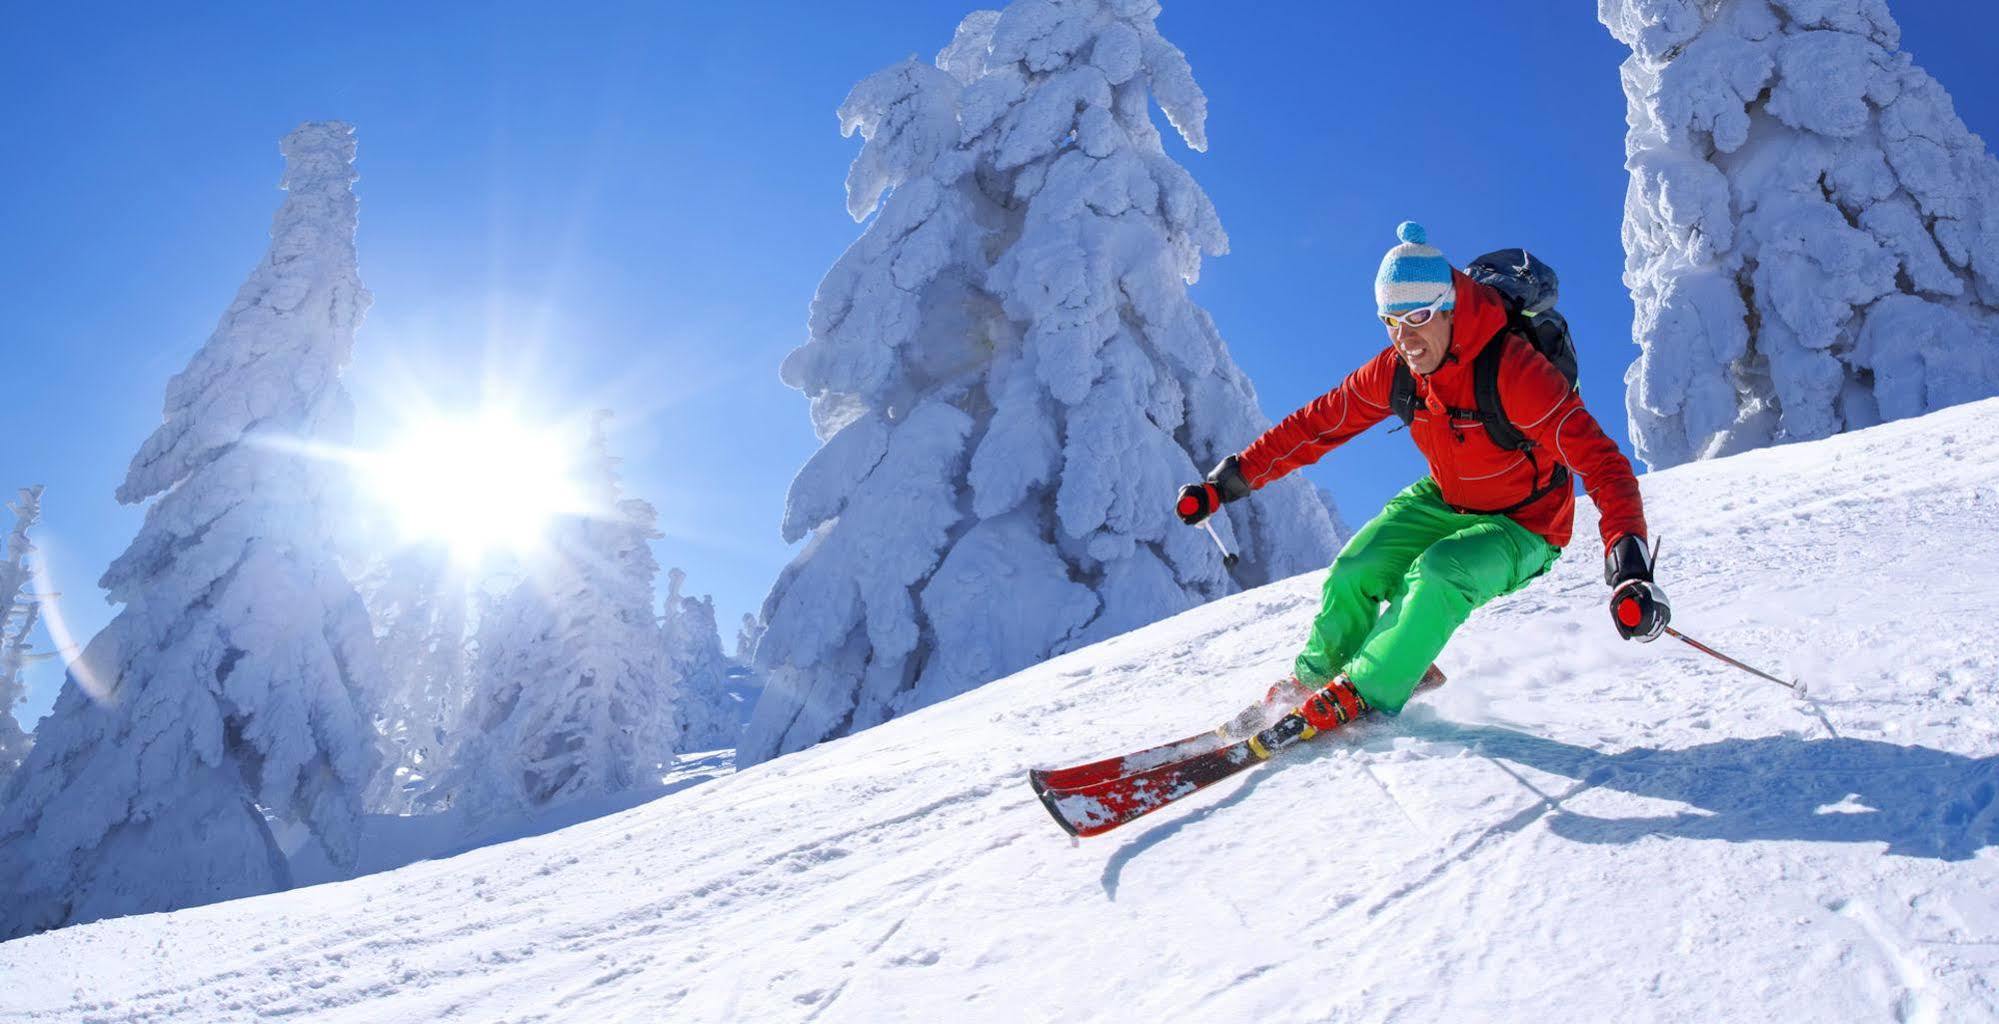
[361,413,588,562]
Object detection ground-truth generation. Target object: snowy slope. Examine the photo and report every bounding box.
[5,401,1998,1022]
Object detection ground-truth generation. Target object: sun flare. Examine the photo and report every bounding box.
[362,413,588,562]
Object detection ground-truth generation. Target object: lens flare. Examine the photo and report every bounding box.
[360,413,589,563]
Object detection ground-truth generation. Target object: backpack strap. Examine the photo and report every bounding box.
[1446,329,1573,517]
[1389,359,1417,427]
[1471,337,1529,451]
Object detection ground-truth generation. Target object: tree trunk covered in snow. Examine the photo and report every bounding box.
[0,123,387,939]
[743,0,1343,766]
[429,420,679,824]
[1605,0,1999,468]
[0,485,46,791]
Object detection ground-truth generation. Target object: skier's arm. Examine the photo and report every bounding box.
[1233,349,1398,491]
[1503,343,1648,552]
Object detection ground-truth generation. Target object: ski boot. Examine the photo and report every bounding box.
[1222,664,1444,742]
[1218,677,1313,739]
[1247,675,1371,759]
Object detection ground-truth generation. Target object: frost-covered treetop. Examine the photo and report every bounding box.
[1604,0,1999,466]
[118,121,369,510]
[789,0,1226,436]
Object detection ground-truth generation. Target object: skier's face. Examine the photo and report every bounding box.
[1388,309,1452,375]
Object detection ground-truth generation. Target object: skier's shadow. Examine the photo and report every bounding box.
[1401,719,1999,862]
[1099,762,1282,899]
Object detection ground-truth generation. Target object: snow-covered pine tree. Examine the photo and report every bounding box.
[0,486,47,790]
[0,122,387,939]
[734,611,765,666]
[431,418,678,823]
[661,568,739,752]
[744,1,1342,765]
[359,543,470,815]
[1604,0,1999,468]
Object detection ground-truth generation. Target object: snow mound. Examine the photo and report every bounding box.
[5,400,1998,1020]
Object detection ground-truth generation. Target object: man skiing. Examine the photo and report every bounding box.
[1176,222,1670,736]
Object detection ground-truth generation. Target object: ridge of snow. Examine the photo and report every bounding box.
[4,399,1997,1020]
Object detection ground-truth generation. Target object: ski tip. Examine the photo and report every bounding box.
[1026,769,1083,839]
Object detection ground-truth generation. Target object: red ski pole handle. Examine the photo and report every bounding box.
[1175,482,1220,525]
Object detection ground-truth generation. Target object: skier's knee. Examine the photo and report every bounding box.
[1411,545,1480,598]
[1328,552,1396,601]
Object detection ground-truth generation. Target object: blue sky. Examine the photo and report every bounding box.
[3,2,1994,727]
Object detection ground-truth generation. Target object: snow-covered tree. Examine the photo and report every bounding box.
[745,1,1342,765]
[0,486,47,789]
[734,611,765,665]
[0,122,387,939]
[1604,0,1999,468]
[661,568,739,751]
[359,543,470,815]
[430,419,678,823]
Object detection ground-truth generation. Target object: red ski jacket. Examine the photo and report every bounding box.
[1236,272,1647,552]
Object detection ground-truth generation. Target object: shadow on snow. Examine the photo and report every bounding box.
[1099,718,1995,895]
[1403,718,1997,862]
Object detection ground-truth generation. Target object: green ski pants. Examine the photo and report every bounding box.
[1295,477,1562,713]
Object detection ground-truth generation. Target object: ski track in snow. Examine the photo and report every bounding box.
[6,402,1999,1021]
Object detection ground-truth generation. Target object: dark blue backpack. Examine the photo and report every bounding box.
[1388,249,1580,513]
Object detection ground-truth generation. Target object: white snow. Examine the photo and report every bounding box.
[750,0,1342,767]
[4,398,1995,1021]
[1605,0,1999,469]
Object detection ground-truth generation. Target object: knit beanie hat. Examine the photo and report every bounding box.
[1375,221,1456,315]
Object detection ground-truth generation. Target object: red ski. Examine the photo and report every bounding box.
[1030,737,1268,838]
[1030,665,1442,793]
[1029,676,1381,838]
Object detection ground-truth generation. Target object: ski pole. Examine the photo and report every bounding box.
[1663,625,1806,696]
[1643,536,1805,695]
[1201,519,1239,569]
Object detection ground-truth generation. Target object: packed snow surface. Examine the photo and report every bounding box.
[5,400,1998,1020]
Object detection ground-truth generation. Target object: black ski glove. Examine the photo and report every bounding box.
[1605,534,1670,642]
[1176,455,1252,526]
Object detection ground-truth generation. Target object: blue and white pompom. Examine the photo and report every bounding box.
[1375,221,1455,315]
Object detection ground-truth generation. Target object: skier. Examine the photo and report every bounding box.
[1176,222,1670,736]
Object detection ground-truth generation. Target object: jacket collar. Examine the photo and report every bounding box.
[1413,271,1509,405]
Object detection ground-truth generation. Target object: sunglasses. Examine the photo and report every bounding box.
[1380,290,1451,331]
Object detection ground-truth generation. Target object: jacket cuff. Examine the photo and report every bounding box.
[1208,454,1253,501]
[1603,534,1653,587]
